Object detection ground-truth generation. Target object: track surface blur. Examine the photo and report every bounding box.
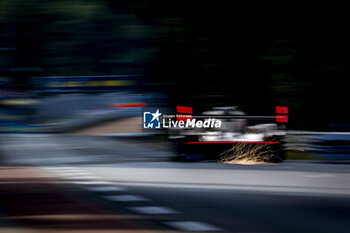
[1,134,350,233]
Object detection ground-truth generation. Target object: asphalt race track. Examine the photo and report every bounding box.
[1,134,350,233]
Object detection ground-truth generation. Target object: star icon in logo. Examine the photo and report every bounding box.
[151,109,161,122]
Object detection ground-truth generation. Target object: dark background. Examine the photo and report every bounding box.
[1,1,349,130]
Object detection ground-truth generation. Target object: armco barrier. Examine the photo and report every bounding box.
[287,131,350,159]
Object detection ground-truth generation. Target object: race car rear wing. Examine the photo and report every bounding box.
[190,115,287,124]
[178,106,288,123]
[193,115,276,119]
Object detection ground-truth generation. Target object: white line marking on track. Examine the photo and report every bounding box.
[54,172,91,176]
[85,186,128,192]
[72,181,114,185]
[301,174,336,178]
[164,221,223,231]
[128,206,179,214]
[47,169,87,173]
[50,169,85,173]
[102,195,150,202]
[64,176,99,180]
[44,167,77,171]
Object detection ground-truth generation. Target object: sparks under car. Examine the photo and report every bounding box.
[169,106,287,161]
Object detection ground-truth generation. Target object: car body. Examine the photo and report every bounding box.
[169,107,286,161]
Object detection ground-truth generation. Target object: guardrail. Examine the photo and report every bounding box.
[287,130,350,159]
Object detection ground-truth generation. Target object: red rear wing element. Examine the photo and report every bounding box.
[177,106,193,122]
[276,106,288,123]
[177,106,193,114]
[276,115,288,123]
[276,106,288,114]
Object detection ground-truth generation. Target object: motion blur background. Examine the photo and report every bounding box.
[1,1,349,131]
[2,3,350,233]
